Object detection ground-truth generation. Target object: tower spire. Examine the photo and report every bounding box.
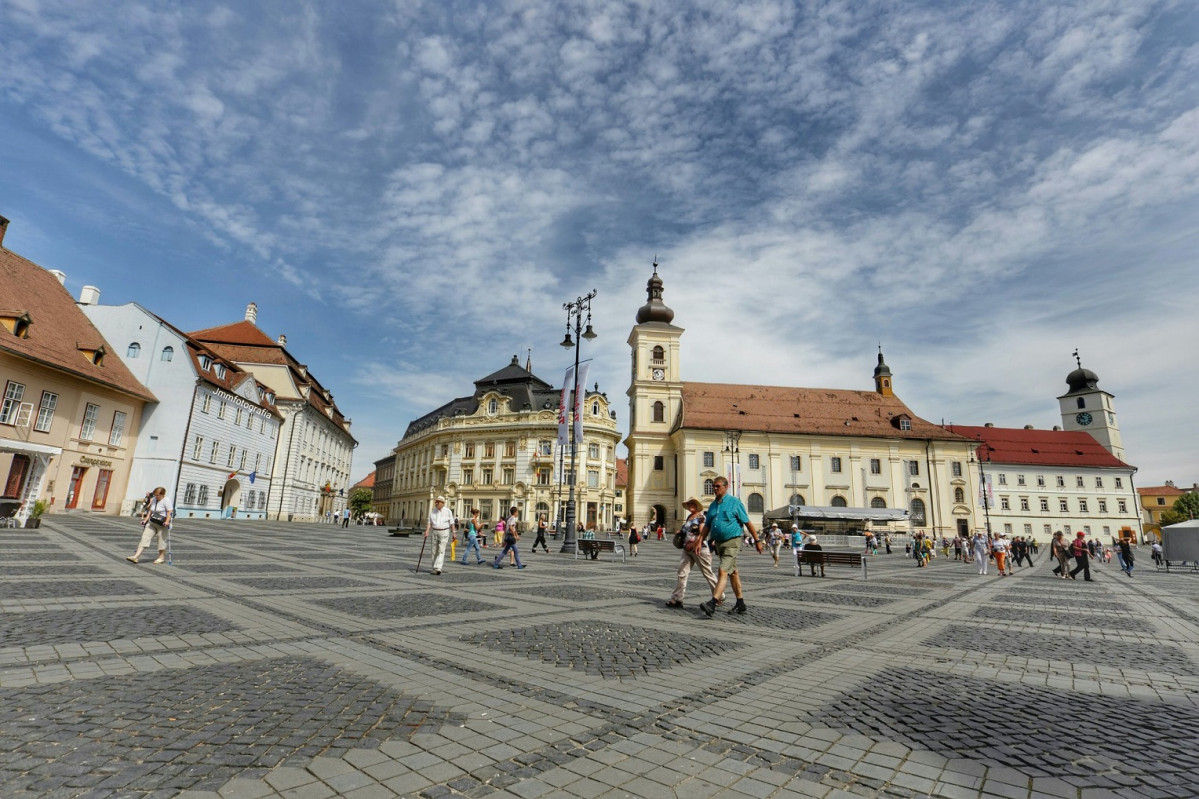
[873,345,894,397]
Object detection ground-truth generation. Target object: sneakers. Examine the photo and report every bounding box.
[517,565,526,569]
[700,599,716,617]
[731,600,747,615]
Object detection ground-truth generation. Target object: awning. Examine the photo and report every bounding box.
[0,437,62,457]
[765,504,910,522]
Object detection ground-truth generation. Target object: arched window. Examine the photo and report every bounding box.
[651,345,664,362]
[487,398,497,415]
[910,498,927,525]
[535,502,550,517]
[1076,397,1085,409]
[652,401,664,423]
[591,401,599,416]
[160,346,174,362]
[954,487,965,503]
[126,342,141,358]
[790,493,805,506]
[748,493,764,513]
[830,495,848,507]
[870,497,887,508]
[703,479,715,496]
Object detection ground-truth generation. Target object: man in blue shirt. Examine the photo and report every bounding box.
[695,476,761,616]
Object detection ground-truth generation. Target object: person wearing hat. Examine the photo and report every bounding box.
[665,497,722,608]
[1068,531,1093,581]
[423,496,456,575]
[803,534,825,577]
[767,523,784,567]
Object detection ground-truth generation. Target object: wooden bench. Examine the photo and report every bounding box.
[794,550,867,579]
[575,539,626,563]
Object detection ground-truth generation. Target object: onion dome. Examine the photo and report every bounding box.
[635,262,675,324]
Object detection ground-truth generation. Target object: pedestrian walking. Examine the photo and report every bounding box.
[768,523,783,566]
[459,508,485,564]
[493,507,525,569]
[423,496,455,575]
[1069,531,1093,581]
[1118,537,1135,577]
[127,486,173,564]
[884,534,892,554]
[972,530,990,575]
[665,497,722,608]
[342,507,351,528]
[1050,531,1070,578]
[696,476,761,617]
[531,515,550,553]
[493,517,505,548]
[991,532,1010,576]
[953,536,963,562]
[628,524,640,557]
[1151,540,1163,567]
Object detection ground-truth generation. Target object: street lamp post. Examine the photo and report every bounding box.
[560,289,597,553]
[973,441,993,536]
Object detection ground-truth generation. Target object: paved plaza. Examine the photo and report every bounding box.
[2,517,1198,799]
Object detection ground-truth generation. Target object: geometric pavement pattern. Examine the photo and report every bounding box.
[0,606,239,650]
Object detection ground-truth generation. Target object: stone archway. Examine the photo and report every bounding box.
[220,479,241,518]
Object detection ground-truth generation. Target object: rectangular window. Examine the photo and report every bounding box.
[951,461,962,477]
[1079,499,1089,513]
[1056,476,1065,487]
[91,469,112,509]
[1098,499,1108,513]
[480,499,493,519]
[34,391,58,432]
[481,468,493,484]
[462,468,474,485]
[1000,497,1010,510]
[1017,474,1025,486]
[217,401,226,419]
[1076,476,1085,488]
[465,443,475,458]
[1037,475,1045,487]
[80,403,100,440]
[1044,524,1052,535]
[502,467,514,484]
[1024,524,1032,535]
[539,440,553,456]
[197,485,209,506]
[790,455,801,471]
[1103,525,1110,535]
[1118,499,1127,513]
[234,407,243,426]
[1020,498,1029,511]
[1114,478,1123,489]
[484,442,495,458]
[1003,523,1012,534]
[1040,498,1049,512]
[748,454,760,469]
[240,449,248,470]
[254,453,261,472]
[998,474,1007,485]
[1084,525,1091,535]
[588,443,599,459]
[271,424,277,439]
[537,467,551,485]
[201,394,211,413]
[440,444,449,457]
[0,381,26,424]
[227,446,237,468]
[109,411,127,446]
[870,458,881,475]
[909,461,919,476]
[587,469,599,488]
[1095,476,1103,488]
[899,419,912,431]
[705,451,716,468]
[248,411,255,429]
[830,457,842,473]
[184,483,197,504]
[504,441,516,457]
[193,436,205,460]
[654,456,664,471]
[209,441,220,464]
[1059,499,1069,512]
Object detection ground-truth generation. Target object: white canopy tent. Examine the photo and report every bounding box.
[765,504,910,523]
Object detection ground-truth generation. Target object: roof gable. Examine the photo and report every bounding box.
[188,320,278,347]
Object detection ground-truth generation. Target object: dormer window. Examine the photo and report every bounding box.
[78,344,107,366]
[892,414,912,431]
[1,312,33,339]
[199,355,212,370]
[591,401,600,416]
[266,392,275,404]
[488,398,498,415]
[214,364,226,379]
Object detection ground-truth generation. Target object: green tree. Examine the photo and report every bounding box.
[348,487,373,519]
[1160,492,1199,526]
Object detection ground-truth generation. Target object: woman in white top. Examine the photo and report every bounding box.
[128,486,173,564]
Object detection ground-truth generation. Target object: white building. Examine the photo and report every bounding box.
[189,304,356,522]
[82,302,282,518]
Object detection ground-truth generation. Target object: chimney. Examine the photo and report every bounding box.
[277,334,287,346]
[79,285,101,305]
[245,302,258,324]
[0,215,9,248]
[1165,480,1174,487]
[1052,425,1061,431]
[49,269,67,285]
[984,422,994,428]
[1024,424,1034,429]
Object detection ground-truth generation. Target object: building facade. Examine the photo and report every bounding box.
[1138,482,1197,540]
[82,302,283,518]
[0,216,155,520]
[189,305,356,522]
[624,267,980,537]
[372,456,394,521]
[384,356,623,529]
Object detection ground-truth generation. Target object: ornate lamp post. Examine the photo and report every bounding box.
[972,439,993,536]
[560,289,597,553]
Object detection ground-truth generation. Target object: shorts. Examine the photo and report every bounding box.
[712,538,740,574]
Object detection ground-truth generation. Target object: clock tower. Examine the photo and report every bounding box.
[625,263,684,527]
[1057,351,1125,461]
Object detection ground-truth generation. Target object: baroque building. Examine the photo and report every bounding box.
[384,356,622,529]
[624,266,980,537]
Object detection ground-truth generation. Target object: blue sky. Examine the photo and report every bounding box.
[2,0,1196,486]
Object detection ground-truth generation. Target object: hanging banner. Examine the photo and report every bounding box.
[558,365,573,447]
[978,475,994,508]
[574,360,591,444]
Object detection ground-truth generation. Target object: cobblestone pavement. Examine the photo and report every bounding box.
[2,518,1197,798]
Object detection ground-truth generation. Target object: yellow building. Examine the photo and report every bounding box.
[0,216,154,521]
[1138,482,1196,540]
[625,266,980,537]
[384,356,622,530]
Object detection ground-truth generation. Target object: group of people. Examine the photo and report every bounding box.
[422,497,552,575]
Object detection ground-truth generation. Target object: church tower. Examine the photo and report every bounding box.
[873,346,894,397]
[1057,351,1125,461]
[625,263,684,527]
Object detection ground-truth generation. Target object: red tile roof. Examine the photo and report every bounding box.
[353,471,376,489]
[187,320,278,347]
[0,244,155,402]
[680,382,968,441]
[615,458,627,488]
[945,425,1131,469]
[1137,485,1187,497]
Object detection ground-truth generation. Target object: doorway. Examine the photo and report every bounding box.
[65,466,87,509]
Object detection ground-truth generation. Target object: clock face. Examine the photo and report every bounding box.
[1075,412,1093,426]
[651,368,665,381]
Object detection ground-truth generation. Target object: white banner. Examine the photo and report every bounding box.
[978,475,994,508]
[573,360,591,444]
[558,365,573,447]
